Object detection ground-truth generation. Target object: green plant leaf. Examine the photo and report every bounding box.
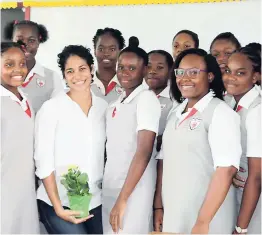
[78,173,88,184]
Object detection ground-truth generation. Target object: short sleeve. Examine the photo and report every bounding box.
[51,71,65,98]
[34,100,58,179]
[208,103,242,170]
[246,104,262,158]
[156,148,164,160]
[136,91,161,133]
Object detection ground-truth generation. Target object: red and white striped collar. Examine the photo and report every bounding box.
[171,91,215,119]
[92,73,121,95]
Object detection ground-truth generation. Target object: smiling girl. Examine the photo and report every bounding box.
[157,48,242,234]
[1,42,39,234]
[223,47,261,234]
[102,37,161,234]
[4,20,64,112]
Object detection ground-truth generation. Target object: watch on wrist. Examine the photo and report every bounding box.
[235,226,248,234]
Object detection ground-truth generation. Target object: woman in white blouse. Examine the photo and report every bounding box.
[34,45,107,234]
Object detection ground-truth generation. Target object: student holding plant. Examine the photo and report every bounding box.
[34,45,107,234]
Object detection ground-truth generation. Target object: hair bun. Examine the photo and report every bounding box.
[128,36,139,48]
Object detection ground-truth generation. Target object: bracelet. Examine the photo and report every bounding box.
[153,207,163,211]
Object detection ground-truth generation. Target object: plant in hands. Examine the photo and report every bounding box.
[61,165,92,218]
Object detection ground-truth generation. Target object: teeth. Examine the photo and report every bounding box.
[181,85,194,90]
[74,80,85,85]
[103,59,110,62]
[12,75,23,80]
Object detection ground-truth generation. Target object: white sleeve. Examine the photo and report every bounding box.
[34,101,58,179]
[246,104,262,157]
[136,91,161,133]
[208,103,242,170]
[51,71,65,98]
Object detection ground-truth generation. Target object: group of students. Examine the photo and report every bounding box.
[1,19,261,235]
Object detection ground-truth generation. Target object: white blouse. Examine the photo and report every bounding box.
[34,92,108,210]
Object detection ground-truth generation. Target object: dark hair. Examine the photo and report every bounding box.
[148,50,174,69]
[210,32,241,51]
[238,46,261,74]
[245,42,261,56]
[173,30,199,48]
[119,36,148,65]
[171,48,224,103]
[57,45,94,77]
[1,40,26,54]
[92,27,125,50]
[4,20,48,43]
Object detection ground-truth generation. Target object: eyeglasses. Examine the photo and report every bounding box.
[174,68,208,78]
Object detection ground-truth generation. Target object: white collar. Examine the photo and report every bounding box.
[92,73,121,95]
[0,85,28,106]
[172,91,215,118]
[24,61,45,83]
[93,73,121,87]
[142,80,170,99]
[110,84,146,107]
[158,86,170,99]
[238,86,261,109]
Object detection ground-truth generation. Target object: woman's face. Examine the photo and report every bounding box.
[145,53,170,91]
[210,39,237,74]
[172,33,195,60]
[95,33,119,69]
[117,52,146,90]
[1,47,28,89]
[223,52,258,97]
[176,54,212,101]
[12,25,40,62]
[64,55,93,92]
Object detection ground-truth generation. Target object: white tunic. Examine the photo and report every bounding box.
[1,86,40,234]
[102,84,161,234]
[226,86,261,234]
[20,62,64,113]
[160,92,242,234]
[34,92,108,210]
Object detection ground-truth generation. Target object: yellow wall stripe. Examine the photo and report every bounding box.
[1,0,244,8]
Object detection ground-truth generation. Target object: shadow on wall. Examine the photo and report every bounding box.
[1,8,24,41]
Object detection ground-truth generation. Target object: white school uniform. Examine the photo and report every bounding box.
[1,86,40,234]
[34,92,107,211]
[159,91,242,234]
[226,86,261,234]
[20,62,64,113]
[91,73,124,104]
[102,84,161,234]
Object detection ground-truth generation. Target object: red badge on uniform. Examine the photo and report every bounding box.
[36,78,45,87]
[189,118,201,130]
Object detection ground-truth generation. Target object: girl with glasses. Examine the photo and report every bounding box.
[156,48,242,234]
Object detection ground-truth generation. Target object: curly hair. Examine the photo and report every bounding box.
[57,45,94,77]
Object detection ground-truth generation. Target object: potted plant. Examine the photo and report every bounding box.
[60,165,92,218]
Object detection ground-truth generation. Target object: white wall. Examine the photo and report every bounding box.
[32,0,261,74]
